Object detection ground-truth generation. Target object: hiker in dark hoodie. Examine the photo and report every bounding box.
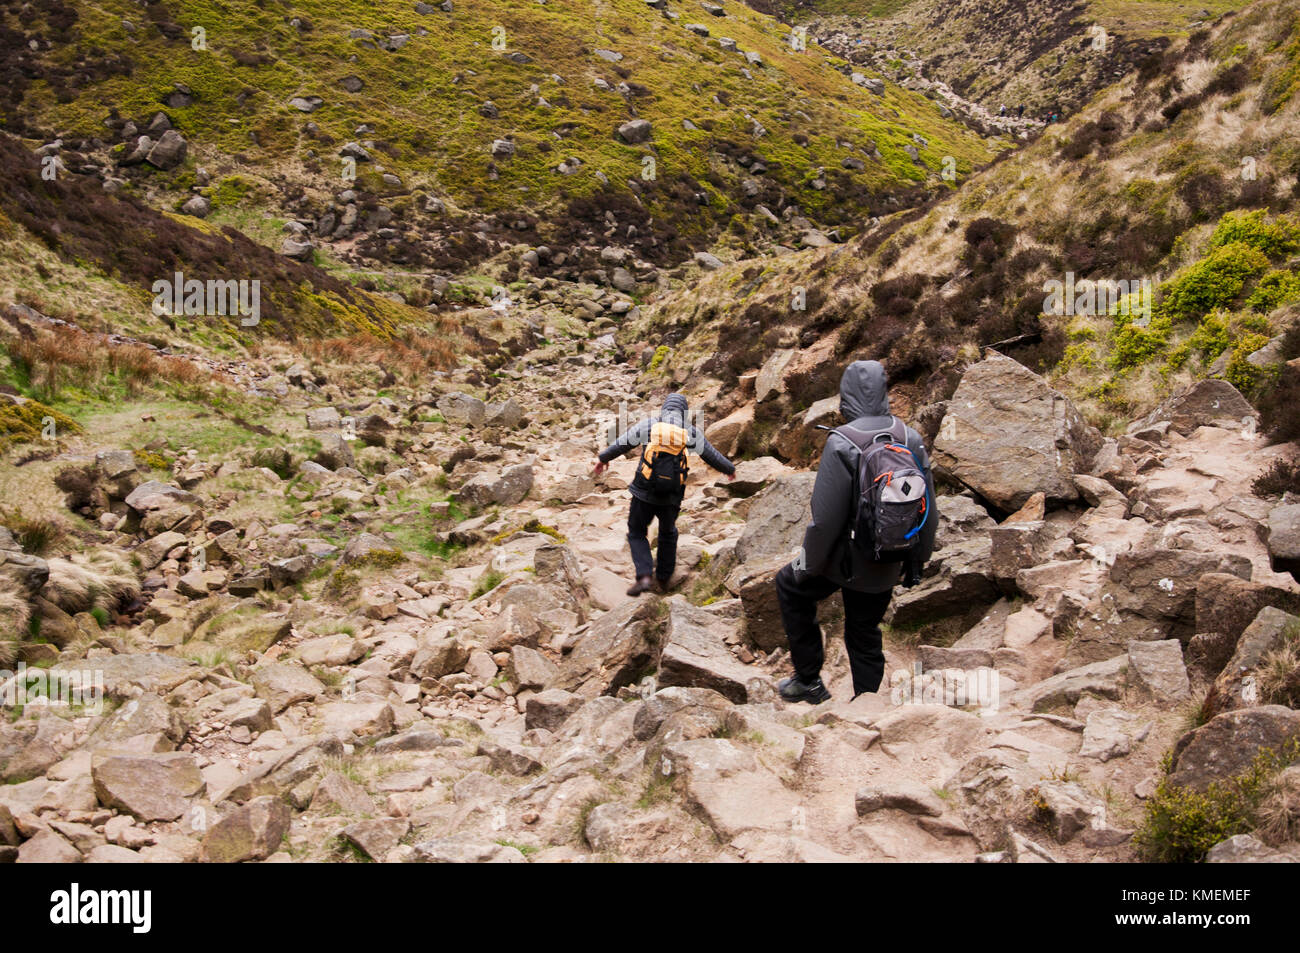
[775,360,938,704]
[594,393,736,596]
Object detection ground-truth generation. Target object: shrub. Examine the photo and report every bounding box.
[0,396,81,450]
[1209,210,1300,259]
[1257,620,1300,708]
[1224,332,1273,392]
[1134,742,1300,862]
[1110,317,1172,369]
[1253,458,1300,496]
[1260,362,1300,442]
[1247,270,1300,313]
[1159,242,1270,322]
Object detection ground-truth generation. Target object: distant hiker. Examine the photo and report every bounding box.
[999,103,1006,117]
[1016,104,1024,118]
[594,393,736,596]
[774,361,937,704]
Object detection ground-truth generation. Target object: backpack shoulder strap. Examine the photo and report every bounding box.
[886,415,908,447]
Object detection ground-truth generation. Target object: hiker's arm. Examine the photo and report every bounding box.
[597,419,651,464]
[798,443,851,578]
[692,430,736,476]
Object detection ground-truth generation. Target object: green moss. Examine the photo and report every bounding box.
[0,397,82,450]
[648,345,671,374]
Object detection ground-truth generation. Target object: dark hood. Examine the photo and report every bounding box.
[660,393,689,427]
[840,360,890,421]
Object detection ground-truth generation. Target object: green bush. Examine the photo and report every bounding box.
[1110,316,1172,369]
[1209,210,1300,259]
[1134,742,1300,863]
[1225,332,1273,393]
[1160,241,1270,322]
[1247,269,1300,313]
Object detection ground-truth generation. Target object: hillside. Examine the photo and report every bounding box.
[639,0,1300,461]
[785,0,1248,118]
[0,0,1002,271]
[0,0,1299,871]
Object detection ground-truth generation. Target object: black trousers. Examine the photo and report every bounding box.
[627,496,680,581]
[775,562,893,696]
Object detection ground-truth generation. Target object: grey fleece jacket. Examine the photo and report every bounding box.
[598,393,736,504]
[796,360,938,593]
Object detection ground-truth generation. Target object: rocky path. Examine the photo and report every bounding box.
[2,307,1300,863]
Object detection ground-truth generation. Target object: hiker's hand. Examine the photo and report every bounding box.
[592,461,608,477]
[726,473,736,481]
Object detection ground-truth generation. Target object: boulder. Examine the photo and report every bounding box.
[931,353,1101,510]
[1268,504,1300,580]
[525,688,584,732]
[201,796,291,862]
[656,598,752,703]
[92,753,204,821]
[1168,706,1300,792]
[616,119,652,143]
[457,464,533,506]
[1202,607,1300,718]
[1130,378,1256,437]
[546,598,662,697]
[1127,639,1190,700]
[436,392,486,427]
[1195,573,1300,647]
[733,473,815,563]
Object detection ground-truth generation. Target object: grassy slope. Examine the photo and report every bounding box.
[637,0,1300,433]
[7,0,999,239]
[791,0,1245,32]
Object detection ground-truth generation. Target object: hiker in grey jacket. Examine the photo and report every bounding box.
[594,393,736,596]
[776,360,938,703]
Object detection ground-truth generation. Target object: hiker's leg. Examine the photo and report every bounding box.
[776,564,839,683]
[626,497,655,579]
[654,503,680,583]
[841,587,892,695]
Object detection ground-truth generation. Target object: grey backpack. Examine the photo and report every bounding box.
[836,416,930,562]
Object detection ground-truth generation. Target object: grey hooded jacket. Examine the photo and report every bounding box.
[796,360,938,593]
[599,393,736,504]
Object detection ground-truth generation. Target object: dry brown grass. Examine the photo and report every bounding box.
[8,324,208,401]
[1257,765,1300,847]
[302,324,463,383]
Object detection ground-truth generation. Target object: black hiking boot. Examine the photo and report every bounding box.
[778,675,831,705]
[626,575,654,597]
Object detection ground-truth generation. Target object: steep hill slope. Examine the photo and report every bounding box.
[0,0,1001,271]
[636,0,1300,462]
[784,0,1247,116]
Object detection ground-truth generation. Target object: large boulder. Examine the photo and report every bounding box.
[931,353,1102,511]
[436,392,486,427]
[1195,573,1300,648]
[1129,378,1256,438]
[545,598,662,697]
[1268,504,1300,580]
[1168,706,1300,792]
[201,795,291,862]
[726,552,791,652]
[733,473,814,563]
[92,752,204,821]
[457,464,533,506]
[1202,607,1300,718]
[656,598,753,702]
